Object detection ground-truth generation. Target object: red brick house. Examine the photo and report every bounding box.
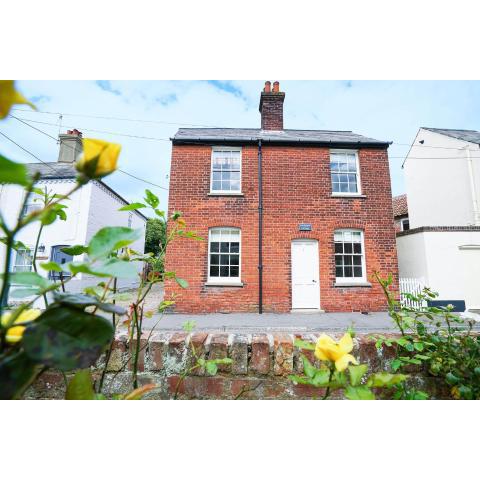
[165,81,398,313]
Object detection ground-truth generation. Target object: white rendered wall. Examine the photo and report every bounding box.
[404,128,480,227]
[397,230,480,309]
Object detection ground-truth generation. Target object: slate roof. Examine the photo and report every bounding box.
[392,194,408,217]
[22,162,148,221]
[422,127,480,145]
[172,128,390,147]
[25,162,77,179]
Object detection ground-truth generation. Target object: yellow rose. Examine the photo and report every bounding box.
[0,80,36,119]
[1,308,41,343]
[314,332,359,372]
[76,138,121,179]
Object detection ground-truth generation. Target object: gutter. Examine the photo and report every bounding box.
[258,139,263,314]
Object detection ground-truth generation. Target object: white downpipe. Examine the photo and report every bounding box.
[466,147,480,225]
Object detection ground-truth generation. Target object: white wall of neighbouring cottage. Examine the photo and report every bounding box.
[397,230,480,309]
[0,179,147,305]
[404,128,480,228]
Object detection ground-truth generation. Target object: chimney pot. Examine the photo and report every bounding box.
[272,81,280,93]
[58,129,83,164]
[264,81,271,93]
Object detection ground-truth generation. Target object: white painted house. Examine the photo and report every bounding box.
[397,127,480,311]
[0,130,147,306]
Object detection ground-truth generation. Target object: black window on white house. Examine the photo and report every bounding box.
[208,228,241,283]
[330,151,360,194]
[210,148,241,193]
[334,230,366,282]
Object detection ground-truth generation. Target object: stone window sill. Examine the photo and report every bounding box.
[334,282,372,288]
[208,192,244,197]
[205,281,244,287]
[331,194,367,199]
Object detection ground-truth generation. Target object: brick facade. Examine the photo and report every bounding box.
[165,83,398,313]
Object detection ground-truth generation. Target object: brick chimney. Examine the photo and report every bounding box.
[58,129,83,163]
[259,80,285,130]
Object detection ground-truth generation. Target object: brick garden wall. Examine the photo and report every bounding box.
[165,143,398,313]
[26,332,447,400]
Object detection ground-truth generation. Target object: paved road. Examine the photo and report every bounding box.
[143,311,406,333]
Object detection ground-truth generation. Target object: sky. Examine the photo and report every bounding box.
[1,80,480,212]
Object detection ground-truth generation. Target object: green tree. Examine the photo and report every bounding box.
[144,218,166,257]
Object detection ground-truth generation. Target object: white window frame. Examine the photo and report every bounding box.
[207,227,241,284]
[12,246,34,273]
[400,217,410,231]
[329,149,362,196]
[210,146,242,194]
[334,229,367,284]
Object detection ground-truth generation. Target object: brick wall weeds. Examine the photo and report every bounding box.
[25,332,450,400]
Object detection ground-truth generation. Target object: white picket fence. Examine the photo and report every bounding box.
[399,277,426,309]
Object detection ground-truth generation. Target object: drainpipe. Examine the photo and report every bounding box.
[258,139,263,314]
[466,146,480,225]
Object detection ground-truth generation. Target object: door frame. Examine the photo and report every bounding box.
[291,238,321,310]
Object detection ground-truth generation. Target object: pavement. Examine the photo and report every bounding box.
[143,311,406,333]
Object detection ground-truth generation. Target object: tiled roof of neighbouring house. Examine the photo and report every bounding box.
[423,127,480,145]
[172,128,391,147]
[392,194,408,217]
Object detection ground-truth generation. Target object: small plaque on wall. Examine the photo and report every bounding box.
[299,223,312,231]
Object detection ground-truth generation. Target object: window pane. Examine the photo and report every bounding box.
[210,254,219,265]
[210,242,219,252]
[212,171,221,181]
[348,182,357,193]
[353,243,362,254]
[353,256,362,266]
[230,171,240,181]
[332,182,340,193]
[222,171,231,181]
[230,266,239,277]
[210,266,219,277]
[220,266,229,277]
[344,243,353,254]
[353,267,363,277]
[339,161,349,172]
[335,255,343,266]
[230,242,239,253]
[220,255,230,265]
[340,183,348,192]
[334,232,344,242]
[344,255,352,266]
[230,180,240,191]
[230,254,239,266]
[344,266,352,277]
[212,181,221,191]
[334,243,343,254]
[336,267,343,277]
[220,242,229,253]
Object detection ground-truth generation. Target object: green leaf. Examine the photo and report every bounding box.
[0,351,37,400]
[0,154,30,186]
[22,306,114,371]
[445,372,460,385]
[302,355,316,379]
[205,361,218,376]
[348,364,368,387]
[294,339,315,351]
[144,189,160,208]
[61,245,88,256]
[458,385,473,400]
[8,271,49,289]
[213,358,233,365]
[52,292,127,315]
[175,277,189,289]
[88,227,142,259]
[366,372,408,388]
[182,320,196,332]
[40,261,63,272]
[311,369,331,387]
[391,359,403,372]
[413,342,424,351]
[39,208,58,226]
[345,385,375,400]
[118,202,146,211]
[9,287,39,298]
[65,369,95,400]
[0,238,27,251]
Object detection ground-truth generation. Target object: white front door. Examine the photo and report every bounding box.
[291,240,320,309]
